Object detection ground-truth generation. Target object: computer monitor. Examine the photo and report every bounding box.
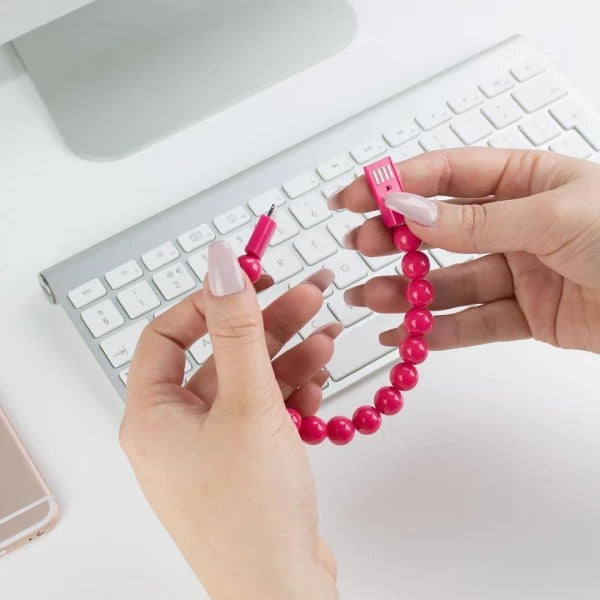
[5,0,356,160]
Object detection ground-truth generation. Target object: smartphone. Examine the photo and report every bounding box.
[0,407,59,556]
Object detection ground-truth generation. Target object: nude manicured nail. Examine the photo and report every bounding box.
[343,286,364,307]
[300,268,335,293]
[385,192,439,226]
[341,227,359,250]
[326,186,348,210]
[310,322,344,339]
[207,241,245,296]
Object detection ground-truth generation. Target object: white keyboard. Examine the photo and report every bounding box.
[39,36,600,400]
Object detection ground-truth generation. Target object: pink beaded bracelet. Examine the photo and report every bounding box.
[238,156,434,445]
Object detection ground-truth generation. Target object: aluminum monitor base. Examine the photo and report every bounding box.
[13,0,356,160]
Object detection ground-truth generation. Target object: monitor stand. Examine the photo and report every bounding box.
[13,0,356,160]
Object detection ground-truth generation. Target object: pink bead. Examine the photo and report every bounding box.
[238,254,262,283]
[405,278,434,308]
[327,416,355,445]
[389,362,419,391]
[404,307,434,335]
[287,407,302,431]
[352,405,382,435]
[299,415,327,445]
[374,386,404,415]
[401,251,430,279]
[400,335,429,365]
[392,225,422,252]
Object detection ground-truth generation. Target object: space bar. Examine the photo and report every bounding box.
[327,313,401,382]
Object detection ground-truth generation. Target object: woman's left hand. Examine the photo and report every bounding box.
[120,241,339,600]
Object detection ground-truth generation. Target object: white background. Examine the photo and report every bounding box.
[1,1,600,598]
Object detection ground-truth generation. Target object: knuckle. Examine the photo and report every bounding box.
[212,311,262,343]
[459,203,488,251]
[480,305,497,341]
[435,150,454,195]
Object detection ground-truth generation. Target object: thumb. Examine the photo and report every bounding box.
[203,240,277,410]
[385,191,558,255]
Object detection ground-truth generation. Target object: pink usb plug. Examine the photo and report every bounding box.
[238,205,277,283]
[363,157,405,228]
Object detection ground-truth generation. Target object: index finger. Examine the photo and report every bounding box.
[328,147,552,213]
[127,291,208,394]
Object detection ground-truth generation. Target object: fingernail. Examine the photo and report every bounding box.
[326,186,348,210]
[341,227,359,250]
[300,268,335,293]
[207,240,245,296]
[343,286,364,307]
[310,321,344,339]
[385,192,438,226]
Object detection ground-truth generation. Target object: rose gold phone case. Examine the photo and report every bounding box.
[0,407,59,556]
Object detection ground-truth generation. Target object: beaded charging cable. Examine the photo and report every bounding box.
[237,157,434,445]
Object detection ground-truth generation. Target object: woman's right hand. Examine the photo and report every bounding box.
[329,148,600,354]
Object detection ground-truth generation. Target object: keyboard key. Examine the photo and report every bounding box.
[488,127,532,149]
[153,262,196,300]
[479,73,515,98]
[326,211,365,246]
[289,192,332,229]
[105,259,143,290]
[349,138,387,164]
[282,171,320,199]
[262,248,303,283]
[328,294,371,327]
[68,278,106,309]
[117,280,161,319]
[510,57,545,82]
[549,131,592,159]
[100,319,148,368]
[81,299,124,338]
[419,127,463,151]
[325,251,368,289]
[321,174,354,200]
[248,188,286,216]
[178,224,215,252]
[142,241,179,271]
[389,140,423,162]
[450,110,493,145]
[316,153,354,181]
[187,248,209,281]
[223,225,253,256]
[512,74,567,113]
[383,122,420,146]
[428,248,476,267]
[119,368,129,386]
[299,305,337,339]
[213,205,251,234]
[327,313,400,381]
[269,211,300,246]
[360,252,398,271]
[549,98,585,129]
[519,113,561,146]
[447,91,483,114]
[482,96,523,129]
[184,358,192,373]
[293,231,338,265]
[415,107,452,131]
[573,114,600,151]
[190,335,213,364]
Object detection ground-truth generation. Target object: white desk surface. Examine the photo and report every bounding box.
[2,1,600,598]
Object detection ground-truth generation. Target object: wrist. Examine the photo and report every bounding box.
[200,554,338,600]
